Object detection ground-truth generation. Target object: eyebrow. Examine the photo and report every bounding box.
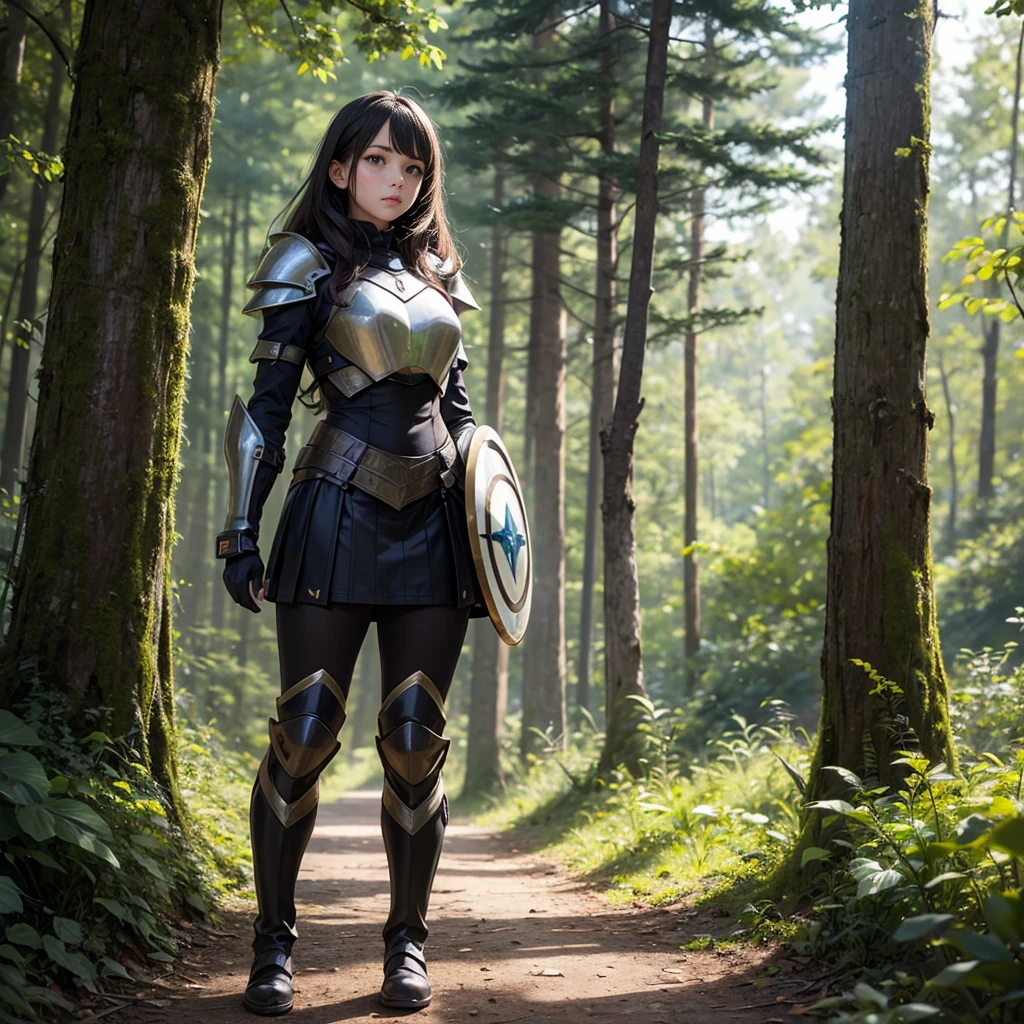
[366,145,424,164]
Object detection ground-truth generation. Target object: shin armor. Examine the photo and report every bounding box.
[250,669,347,960]
[376,670,450,949]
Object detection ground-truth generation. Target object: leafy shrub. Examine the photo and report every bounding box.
[0,690,251,1021]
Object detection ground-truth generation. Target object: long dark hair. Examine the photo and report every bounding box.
[279,91,459,306]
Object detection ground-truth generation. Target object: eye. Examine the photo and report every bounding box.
[407,165,424,177]
[366,154,384,165]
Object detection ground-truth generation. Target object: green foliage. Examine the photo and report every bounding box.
[795,751,1024,1022]
[939,215,1024,324]
[0,691,251,1021]
[235,0,448,78]
[478,703,809,907]
[0,136,64,186]
[988,0,1024,17]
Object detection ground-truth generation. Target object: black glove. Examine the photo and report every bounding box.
[222,547,266,614]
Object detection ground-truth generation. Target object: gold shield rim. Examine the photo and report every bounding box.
[464,426,532,645]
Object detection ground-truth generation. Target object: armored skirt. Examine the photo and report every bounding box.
[264,468,481,612]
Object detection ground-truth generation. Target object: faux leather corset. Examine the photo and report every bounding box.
[323,258,463,398]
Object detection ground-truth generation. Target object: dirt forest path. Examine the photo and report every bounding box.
[113,792,802,1024]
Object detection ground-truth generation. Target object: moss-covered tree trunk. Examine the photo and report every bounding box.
[805,0,953,815]
[464,167,509,797]
[0,0,222,818]
[598,0,670,771]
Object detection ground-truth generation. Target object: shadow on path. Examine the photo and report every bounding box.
[113,792,804,1024]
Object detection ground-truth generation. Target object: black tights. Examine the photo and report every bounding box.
[275,601,471,708]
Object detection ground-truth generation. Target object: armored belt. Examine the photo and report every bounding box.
[291,421,459,511]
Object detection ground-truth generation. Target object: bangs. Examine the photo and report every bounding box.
[379,100,434,169]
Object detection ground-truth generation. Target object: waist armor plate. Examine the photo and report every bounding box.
[324,265,463,393]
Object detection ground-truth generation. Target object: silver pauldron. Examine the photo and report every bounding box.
[223,395,266,533]
[241,232,330,317]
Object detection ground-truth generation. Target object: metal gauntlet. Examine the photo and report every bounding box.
[215,395,285,559]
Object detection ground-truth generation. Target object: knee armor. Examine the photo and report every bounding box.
[376,671,450,834]
[257,668,347,827]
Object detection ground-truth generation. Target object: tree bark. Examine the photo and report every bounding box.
[210,192,236,630]
[0,4,27,208]
[937,352,957,550]
[0,0,223,820]
[464,167,510,797]
[577,0,620,725]
[805,0,953,816]
[0,50,62,500]
[598,0,671,771]
[976,22,1023,508]
[520,22,567,762]
[683,19,714,680]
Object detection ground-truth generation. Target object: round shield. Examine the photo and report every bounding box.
[464,426,532,645]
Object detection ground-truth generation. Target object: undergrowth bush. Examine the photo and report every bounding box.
[478,698,810,906]
[0,688,252,1022]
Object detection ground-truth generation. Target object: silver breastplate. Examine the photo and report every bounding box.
[323,262,462,396]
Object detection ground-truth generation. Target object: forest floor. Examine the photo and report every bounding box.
[109,791,816,1024]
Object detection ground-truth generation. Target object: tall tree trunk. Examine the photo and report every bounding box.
[0,3,27,208]
[0,54,63,499]
[976,22,1023,509]
[598,0,670,771]
[683,18,714,683]
[937,352,957,550]
[804,0,952,819]
[0,0,222,820]
[520,194,567,759]
[577,0,619,725]
[464,167,510,798]
[210,193,236,630]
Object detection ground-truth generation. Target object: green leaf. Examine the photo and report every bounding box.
[0,876,23,914]
[801,846,832,868]
[893,913,955,942]
[988,817,1024,857]
[0,751,50,802]
[15,803,55,841]
[0,712,41,747]
[94,898,132,923]
[927,959,982,987]
[46,798,112,840]
[51,917,83,947]
[100,956,131,979]
[857,867,903,898]
[42,935,96,982]
[5,924,41,949]
[0,944,25,968]
[943,926,1014,963]
[823,765,863,789]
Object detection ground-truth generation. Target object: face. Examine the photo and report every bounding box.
[328,121,426,231]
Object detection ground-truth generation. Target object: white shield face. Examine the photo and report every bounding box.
[464,427,532,645]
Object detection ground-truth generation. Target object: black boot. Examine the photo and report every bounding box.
[375,671,450,1010]
[244,669,347,1016]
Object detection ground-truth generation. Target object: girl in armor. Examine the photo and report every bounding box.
[215,91,487,1016]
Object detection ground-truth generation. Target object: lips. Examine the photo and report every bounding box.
[384,196,402,203]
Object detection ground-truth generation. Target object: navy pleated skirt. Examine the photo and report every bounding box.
[263,472,486,618]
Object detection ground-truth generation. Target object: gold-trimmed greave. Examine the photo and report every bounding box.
[376,671,450,834]
[257,668,348,827]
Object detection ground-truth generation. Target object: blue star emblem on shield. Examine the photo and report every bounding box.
[489,504,527,580]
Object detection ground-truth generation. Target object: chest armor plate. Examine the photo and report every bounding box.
[323,263,462,395]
